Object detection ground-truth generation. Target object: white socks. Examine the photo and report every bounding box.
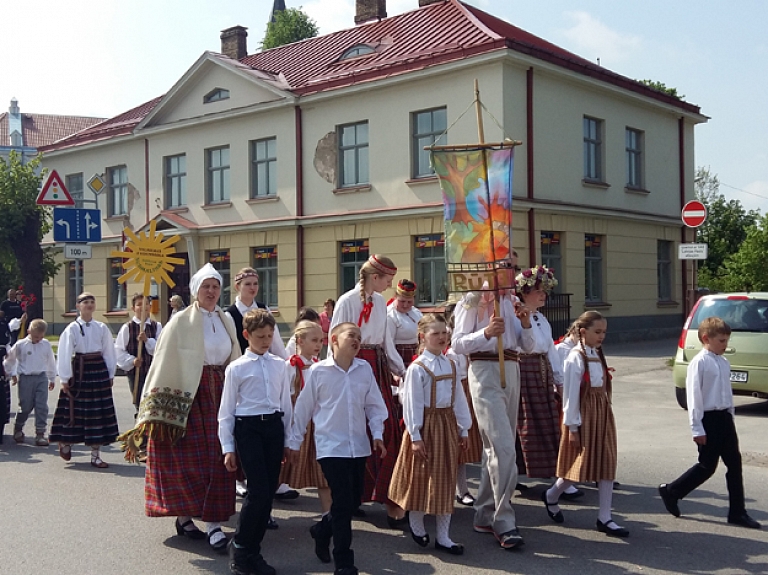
[436,514,456,547]
[564,484,579,495]
[598,479,615,524]
[275,483,291,495]
[456,464,469,496]
[206,522,226,544]
[409,511,427,537]
[545,478,573,516]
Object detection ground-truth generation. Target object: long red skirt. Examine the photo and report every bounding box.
[144,366,235,522]
[358,345,402,504]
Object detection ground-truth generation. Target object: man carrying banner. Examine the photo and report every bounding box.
[451,258,534,549]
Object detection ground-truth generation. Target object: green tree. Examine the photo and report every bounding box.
[717,214,768,292]
[262,7,318,50]
[638,79,684,100]
[0,151,61,320]
[694,166,758,290]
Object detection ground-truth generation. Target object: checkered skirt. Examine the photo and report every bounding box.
[395,343,419,369]
[516,353,561,478]
[457,377,482,465]
[358,345,402,504]
[555,385,617,482]
[49,354,119,446]
[144,365,235,522]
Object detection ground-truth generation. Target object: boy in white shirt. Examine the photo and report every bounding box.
[4,319,56,446]
[659,316,760,529]
[219,309,293,575]
[288,322,388,575]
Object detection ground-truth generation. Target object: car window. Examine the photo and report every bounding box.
[692,298,768,333]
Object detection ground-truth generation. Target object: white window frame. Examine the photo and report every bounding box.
[338,122,369,187]
[411,107,447,178]
[206,146,230,203]
[585,234,603,303]
[583,117,603,182]
[107,165,128,216]
[626,127,644,188]
[251,138,277,198]
[165,154,187,208]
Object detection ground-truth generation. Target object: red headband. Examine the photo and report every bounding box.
[396,280,417,297]
[235,271,259,284]
[368,254,397,276]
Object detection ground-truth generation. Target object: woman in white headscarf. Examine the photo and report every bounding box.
[120,263,240,552]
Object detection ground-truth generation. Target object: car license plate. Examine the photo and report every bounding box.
[730,371,748,383]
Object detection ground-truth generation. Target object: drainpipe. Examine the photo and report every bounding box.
[295,105,305,308]
[526,67,535,265]
[678,117,688,314]
[145,138,150,225]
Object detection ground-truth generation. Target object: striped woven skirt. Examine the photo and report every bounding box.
[457,377,482,464]
[49,354,119,446]
[516,353,561,478]
[279,419,328,489]
[144,365,235,522]
[395,343,419,369]
[358,345,402,504]
[555,385,617,483]
[389,407,460,515]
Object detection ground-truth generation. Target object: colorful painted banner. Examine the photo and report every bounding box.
[431,147,515,291]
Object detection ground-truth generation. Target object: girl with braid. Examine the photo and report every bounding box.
[329,254,407,528]
[541,311,628,537]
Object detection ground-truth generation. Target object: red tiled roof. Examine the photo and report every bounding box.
[42,0,700,152]
[0,112,104,149]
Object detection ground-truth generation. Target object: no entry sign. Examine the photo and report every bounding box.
[682,200,707,228]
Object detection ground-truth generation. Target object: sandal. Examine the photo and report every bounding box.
[59,443,72,461]
[175,518,206,540]
[207,527,228,553]
[90,454,109,468]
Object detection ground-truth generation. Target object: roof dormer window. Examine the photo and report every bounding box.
[339,44,375,61]
[204,88,230,103]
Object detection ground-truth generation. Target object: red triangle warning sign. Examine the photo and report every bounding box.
[37,170,75,206]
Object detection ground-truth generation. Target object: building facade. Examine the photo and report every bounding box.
[39,0,707,340]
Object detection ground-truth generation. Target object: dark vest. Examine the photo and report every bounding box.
[126,320,158,392]
[225,302,268,353]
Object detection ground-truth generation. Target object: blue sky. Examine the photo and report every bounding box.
[3,0,766,212]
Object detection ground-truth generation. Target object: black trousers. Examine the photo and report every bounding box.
[234,414,285,554]
[667,409,745,517]
[318,457,367,570]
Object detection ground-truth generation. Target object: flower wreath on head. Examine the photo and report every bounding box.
[515,265,558,295]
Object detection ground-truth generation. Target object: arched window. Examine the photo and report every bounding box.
[339,44,375,60]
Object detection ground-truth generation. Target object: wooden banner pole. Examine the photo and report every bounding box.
[132,292,150,407]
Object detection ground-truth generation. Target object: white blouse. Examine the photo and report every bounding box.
[527,312,564,386]
[386,303,422,344]
[401,350,472,442]
[330,287,405,377]
[562,344,606,430]
[57,318,117,381]
[202,308,234,366]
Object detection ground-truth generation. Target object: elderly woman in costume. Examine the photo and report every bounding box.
[330,254,408,528]
[124,263,241,552]
[386,279,423,370]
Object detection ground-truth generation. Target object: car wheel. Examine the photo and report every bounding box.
[675,386,687,410]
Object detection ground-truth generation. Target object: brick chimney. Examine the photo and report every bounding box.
[220,26,248,60]
[418,0,444,5]
[355,0,386,25]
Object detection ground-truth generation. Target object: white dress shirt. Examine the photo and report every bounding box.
[444,348,468,381]
[218,349,293,454]
[686,349,735,437]
[227,297,287,359]
[56,318,117,381]
[4,337,56,380]
[402,351,472,442]
[114,317,162,371]
[330,288,405,377]
[386,303,423,344]
[555,337,577,365]
[288,357,387,459]
[451,292,535,355]
[562,344,606,430]
[527,312,564,387]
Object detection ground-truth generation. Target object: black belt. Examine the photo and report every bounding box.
[238,411,284,422]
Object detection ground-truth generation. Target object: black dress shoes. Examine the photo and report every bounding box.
[559,488,585,501]
[387,514,409,529]
[435,541,464,555]
[728,513,761,529]
[658,484,681,517]
[596,519,629,538]
[309,520,332,563]
[541,491,564,523]
[410,528,429,547]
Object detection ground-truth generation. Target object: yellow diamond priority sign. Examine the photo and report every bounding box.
[87,174,106,195]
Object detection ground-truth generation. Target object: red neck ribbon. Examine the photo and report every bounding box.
[358,300,374,326]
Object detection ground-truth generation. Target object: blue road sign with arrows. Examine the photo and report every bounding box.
[53,208,101,243]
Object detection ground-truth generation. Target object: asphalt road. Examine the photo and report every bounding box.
[1,338,766,575]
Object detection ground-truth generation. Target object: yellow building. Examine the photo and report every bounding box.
[40,0,707,340]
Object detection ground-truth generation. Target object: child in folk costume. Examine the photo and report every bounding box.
[49,292,119,468]
[289,322,388,575]
[329,254,408,527]
[285,307,321,357]
[115,293,162,414]
[386,279,423,369]
[542,311,629,537]
[389,314,472,555]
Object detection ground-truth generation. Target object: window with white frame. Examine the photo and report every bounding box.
[414,235,448,305]
[585,234,603,303]
[107,165,128,216]
[206,146,230,203]
[340,239,369,293]
[583,117,603,181]
[251,138,277,198]
[67,259,84,312]
[66,173,84,208]
[109,258,127,311]
[204,88,230,103]
[412,107,447,178]
[165,154,186,208]
[626,128,644,188]
[338,122,369,187]
[657,240,673,301]
[208,250,231,306]
[253,246,278,307]
[541,231,562,293]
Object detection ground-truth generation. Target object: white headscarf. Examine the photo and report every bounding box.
[189,262,223,300]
